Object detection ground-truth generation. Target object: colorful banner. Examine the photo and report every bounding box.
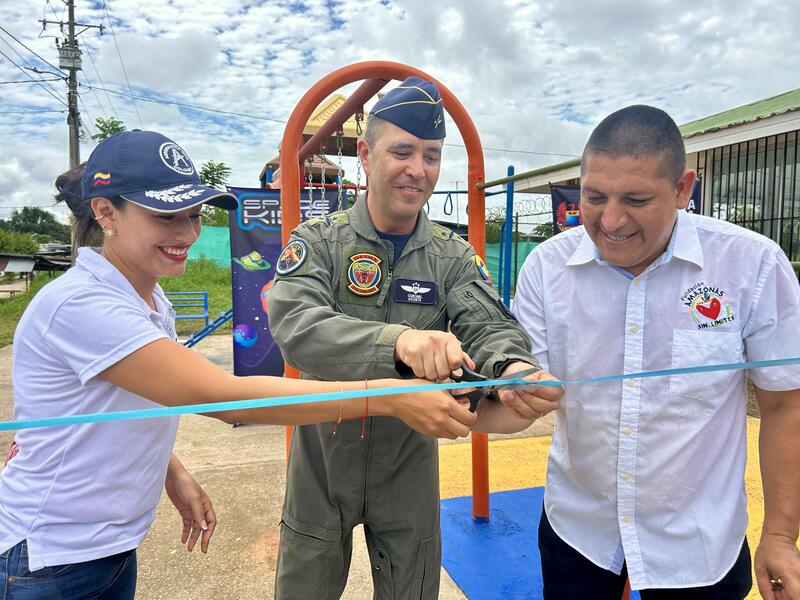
[551,184,581,233]
[686,176,703,214]
[227,187,330,377]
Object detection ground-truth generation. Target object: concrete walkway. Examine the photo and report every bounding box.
[0,336,554,598]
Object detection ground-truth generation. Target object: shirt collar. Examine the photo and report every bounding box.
[349,193,433,252]
[75,247,168,317]
[670,209,704,269]
[566,210,704,271]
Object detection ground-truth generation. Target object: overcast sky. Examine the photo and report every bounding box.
[1,0,798,224]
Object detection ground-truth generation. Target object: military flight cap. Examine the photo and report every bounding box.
[369,76,446,140]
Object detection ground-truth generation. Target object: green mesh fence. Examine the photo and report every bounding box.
[485,241,539,294]
[188,226,231,267]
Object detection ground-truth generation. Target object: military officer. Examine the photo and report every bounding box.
[268,76,561,599]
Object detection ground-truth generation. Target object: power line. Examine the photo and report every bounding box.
[0,78,62,84]
[82,42,116,114]
[77,92,96,136]
[83,83,286,123]
[102,1,142,128]
[79,69,108,118]
[0,32,67,104]
[45,0,64,22]
[0,24,67,77]
[444,143,578,158]
[0,109,65,114]
[0,47,67,106]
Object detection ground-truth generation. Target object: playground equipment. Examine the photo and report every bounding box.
[182,308,233,348]
[278,60,492,521]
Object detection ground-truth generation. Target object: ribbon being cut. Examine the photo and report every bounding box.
[3,356,799,432]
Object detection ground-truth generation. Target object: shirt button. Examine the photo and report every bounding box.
[623,516,631,524]
[623,427,633,435]
[629,325,639,334]
[622,473,631,481]
[633,278,641,287]
[626,379,636,388]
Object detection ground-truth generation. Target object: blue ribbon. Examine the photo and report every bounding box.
[3,356,800,432]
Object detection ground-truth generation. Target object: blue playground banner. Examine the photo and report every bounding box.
[551,184,581,233]
[227,187,330,377]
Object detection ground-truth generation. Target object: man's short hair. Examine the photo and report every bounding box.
[363,113,390,148]
[582,105,686,183]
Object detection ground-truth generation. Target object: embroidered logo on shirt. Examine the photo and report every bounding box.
[475,255,491,282]
[275,240,308,275]
[348,253,382,296]
[680,282,735,329]
[394,279,437,304]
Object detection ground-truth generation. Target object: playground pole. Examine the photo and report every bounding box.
[503,166,514,306]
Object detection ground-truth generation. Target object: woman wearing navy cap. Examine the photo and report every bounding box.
[0,130,475,599]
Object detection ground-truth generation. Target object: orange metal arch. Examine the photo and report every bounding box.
[278,61,490,521]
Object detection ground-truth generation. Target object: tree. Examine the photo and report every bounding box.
[8,207,70,243]
[531,222,554,239]
[199,161,231,188]
[0,230,39,254]
[91,116,127,141]
[199,160,232,227]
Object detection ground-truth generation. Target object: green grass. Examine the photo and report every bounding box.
[0,273,62,347]
[0,258,233,347]
[158,258,233,336]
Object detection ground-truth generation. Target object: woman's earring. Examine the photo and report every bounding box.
[95,215,116,238]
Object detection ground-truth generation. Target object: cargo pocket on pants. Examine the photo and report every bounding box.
[276,520,343,600]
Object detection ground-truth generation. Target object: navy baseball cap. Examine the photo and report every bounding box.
[369,76,446,140]
[82,130,237,212]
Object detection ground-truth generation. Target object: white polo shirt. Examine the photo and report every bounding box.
[512,211,800,589]
[0,248,180,571]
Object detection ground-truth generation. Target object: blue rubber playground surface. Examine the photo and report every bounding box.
[441,486,641,599]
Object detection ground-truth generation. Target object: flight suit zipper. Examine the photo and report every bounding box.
[364,248,394,519]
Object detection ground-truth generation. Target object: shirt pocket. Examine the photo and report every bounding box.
[669,329,744,403]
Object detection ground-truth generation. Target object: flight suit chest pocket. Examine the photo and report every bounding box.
[669,329,744,403]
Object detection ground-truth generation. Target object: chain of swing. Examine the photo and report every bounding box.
[304,110,367,213]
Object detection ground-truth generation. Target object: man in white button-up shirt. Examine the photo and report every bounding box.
[491,106,800,599]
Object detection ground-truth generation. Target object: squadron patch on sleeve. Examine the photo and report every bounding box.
[275,239,308,276]
[475,255,492,283]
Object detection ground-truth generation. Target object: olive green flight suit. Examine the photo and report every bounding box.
[268,197,537,599]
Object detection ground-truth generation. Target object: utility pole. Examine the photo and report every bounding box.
[40,0,103,169]
[40,0,103,261]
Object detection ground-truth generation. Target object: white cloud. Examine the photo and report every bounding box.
[0,0,798,227]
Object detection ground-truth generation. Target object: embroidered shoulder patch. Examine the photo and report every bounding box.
[275,239,308,276]
[474,255,491,282]
[347,253,382,296]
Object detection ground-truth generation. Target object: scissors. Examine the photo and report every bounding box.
[450,364,542,412]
